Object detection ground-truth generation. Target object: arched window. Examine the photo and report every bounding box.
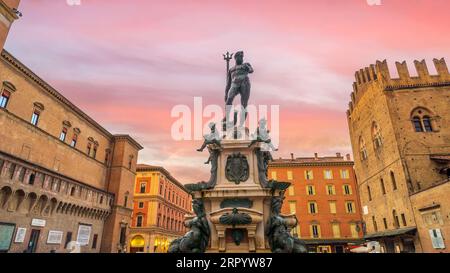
[411,107,435,133]
[372,122,383,150]
[359,137,368,161]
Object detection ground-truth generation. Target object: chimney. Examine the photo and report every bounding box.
[346,154,351,161]
[314,153,318,160]
[290,153,294,160]
[336,152,341,158]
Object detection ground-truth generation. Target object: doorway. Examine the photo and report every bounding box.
[27,229,40,253]
[317,245,331,253]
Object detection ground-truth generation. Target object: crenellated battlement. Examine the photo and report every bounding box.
[347,57,450,116]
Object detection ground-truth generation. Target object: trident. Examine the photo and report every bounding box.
[223,51,234,78]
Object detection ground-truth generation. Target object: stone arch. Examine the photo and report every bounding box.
[32,195,48,215]
[410,106,437,132]
[8,189,26,212]
[56,201,64,213]
[70,204,76,215]
[0,186,13,209]
[49,198,58,215]
[2,81,16,92]
[64,203,71,214]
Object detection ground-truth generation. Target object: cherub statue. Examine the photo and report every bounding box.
[248,118,278,151]
[197,122,221,152]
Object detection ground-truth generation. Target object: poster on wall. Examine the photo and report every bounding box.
[47,230,63,244]
[0,223,16,252]
[14,227,27,243]
[76,224,92,246]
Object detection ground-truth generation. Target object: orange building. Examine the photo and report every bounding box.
[128,164,191,253]
[269,152,364,253]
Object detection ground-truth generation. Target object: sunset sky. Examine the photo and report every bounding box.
[5,0,450,183]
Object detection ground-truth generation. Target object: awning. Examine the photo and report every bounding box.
[301,239,364,245]
[364,227,416,240]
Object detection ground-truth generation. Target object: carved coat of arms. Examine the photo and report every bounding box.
[225,153,249,184]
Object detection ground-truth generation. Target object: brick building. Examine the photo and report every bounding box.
[128,164,191,253]
[0,0,144,253]
[268,153,364,253]
[347,58,450,252]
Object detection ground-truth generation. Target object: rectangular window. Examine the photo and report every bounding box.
[329,201,337,214]
[288,185,295,196]
[310,225,320,238]
[367,185,372,201]
[383,218,388,229]
[308,202,317,214]
[31,111,40,126]
[380,179,386,195]
[271,171,277,180]
[306,185,315,195]
[343,184,352,195]
[350,223,359,238]
[60,128,67,142]
[70,135,77,148]
[340,169,350,179]
[324,170,333,179]
[332,223,341,238]
[288,201,296,214]
[372,216,378,232]
[345,201,355,213]
[92,234,98,249]
[287,170,293,180]
[401,214,407,226]
[0,90,10,108]
[305,170,313,180]
[326,185,336,195]
[92,146,97,159]
[140,182,146,193]
[138,202,144,209]
[136,215,143,227]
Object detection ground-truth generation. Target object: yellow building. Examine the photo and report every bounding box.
[129,164,191,253]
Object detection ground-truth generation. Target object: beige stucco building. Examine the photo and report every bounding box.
[346,58,450,252]
[0,0,143,253]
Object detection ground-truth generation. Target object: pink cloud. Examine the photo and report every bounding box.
[4,0,450,182]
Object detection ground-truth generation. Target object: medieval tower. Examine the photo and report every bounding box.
[347,58,450,252]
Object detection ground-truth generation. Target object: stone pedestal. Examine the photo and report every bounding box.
[189,139,273,253]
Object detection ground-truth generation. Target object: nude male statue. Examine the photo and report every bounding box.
[224,51,253,125]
